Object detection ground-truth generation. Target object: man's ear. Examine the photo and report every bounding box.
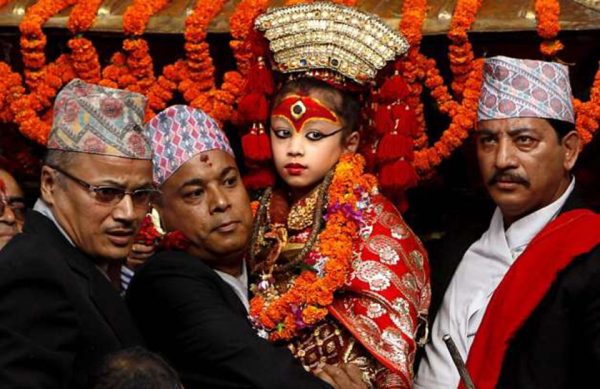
[343,131,360,153]
[561,130,581,171]
[40,166,59,206]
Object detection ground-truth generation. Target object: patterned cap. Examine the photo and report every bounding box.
[147,105,234,186]
[48,79,151,159]
[478,56,574,124]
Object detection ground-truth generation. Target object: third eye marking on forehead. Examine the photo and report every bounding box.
[200,154,212,167]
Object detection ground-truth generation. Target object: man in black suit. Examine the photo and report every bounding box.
[127,105,366,389]
[415,57,600,389]
[0,79,156,388]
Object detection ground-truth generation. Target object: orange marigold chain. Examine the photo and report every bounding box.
[122,38,155,93]
[145,60,185,120]
[0,62,25,123]
[229,0,270,76]
[120,1,172,95]
[10,54,75,145]
[574,64,600,145]
[68,37,101,84]
[19,0,78,89]
[187,0,265,124]
[123,0,171,36]
[413,59,484,173]
[179,0,227,105]
[99,52,128,89]
[448,0,482,99]
[535,0,563,58]
[66,0,103,34]
[398,0,428,150]
[191,71,245,125]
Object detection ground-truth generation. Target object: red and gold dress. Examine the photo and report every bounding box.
[248,154,430,388]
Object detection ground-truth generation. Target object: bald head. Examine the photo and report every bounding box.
[0,169,25,250]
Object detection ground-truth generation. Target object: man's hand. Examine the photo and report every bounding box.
[315,363,368,389]
[126,242,155,270]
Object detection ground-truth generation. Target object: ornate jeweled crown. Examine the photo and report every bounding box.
[255,2,409,85]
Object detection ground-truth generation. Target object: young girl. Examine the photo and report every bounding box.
[245,4,431,387]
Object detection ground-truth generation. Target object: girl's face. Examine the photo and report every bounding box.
[270,90,358,192]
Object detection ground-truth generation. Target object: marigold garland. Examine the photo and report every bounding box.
[19,0,78,89]
[68,37,101,84]
[249,153,378,341]
[66,0,103,34]
[535,0,563,58]
[399,0,428,150]
[123,0,171,36]
[413,59,484,173]
[99,52,128,89]
[179,0,227,104]
[574,64,600,145]
[447,0,482,99]
[0,62,25,123]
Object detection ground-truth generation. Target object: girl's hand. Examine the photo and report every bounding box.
[315,363,368,389]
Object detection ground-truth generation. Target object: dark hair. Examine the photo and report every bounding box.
[547,118,575,141]
[43,149,76,170]
[91,347,182,389]
[271,77,361,136]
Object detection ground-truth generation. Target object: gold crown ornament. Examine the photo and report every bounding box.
[255,2,409,85]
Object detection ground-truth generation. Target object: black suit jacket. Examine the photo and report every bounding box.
[126,251,332,389]
[425,189,600,388]
[0,211,143,388]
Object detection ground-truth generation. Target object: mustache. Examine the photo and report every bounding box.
[488,170,530,188]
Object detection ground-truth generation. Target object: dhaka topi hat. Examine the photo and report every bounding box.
[146,105,234,186]
[477,56,574,124]
[48,79,150,159]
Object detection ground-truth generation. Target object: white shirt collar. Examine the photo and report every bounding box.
[214,262,249,312]
[33,198,75,246]
[503,178,575,258]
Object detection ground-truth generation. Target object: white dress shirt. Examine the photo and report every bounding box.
[415,179,575,389]
[215,262,249,312]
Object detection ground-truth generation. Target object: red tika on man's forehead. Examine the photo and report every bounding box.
[272,95,341,133]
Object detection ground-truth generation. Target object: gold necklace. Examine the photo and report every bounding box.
[287,186,320,231]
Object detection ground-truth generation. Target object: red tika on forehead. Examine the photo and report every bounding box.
[271,95,341,133]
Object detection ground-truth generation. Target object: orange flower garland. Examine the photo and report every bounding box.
[178,0,227,105]
[574,64,600,145]
[249,153,378,341]
[99,52,128,89]
[8,53,75,144]
[68,37,101,84]
[398,0,484,174]
[399,0,428,149]
[414,59,484,173]
[229,0,270,76]
[123,0,171,36]
[447,0,482,99]
[0,63,25,123]
[145,60,185,119]
[535,0,563,58]
[66,0,103,34]
[19,0,78,88]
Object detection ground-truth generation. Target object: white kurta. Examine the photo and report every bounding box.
[415,179,575,389]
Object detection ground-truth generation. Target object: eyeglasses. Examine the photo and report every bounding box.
[49,165,159,208]
[0,195,25,221]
